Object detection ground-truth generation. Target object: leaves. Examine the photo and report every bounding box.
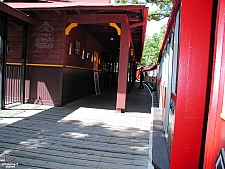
[115,0,173,21]
[148,0,172,21]
[140,24,166,66]
[114,0,171,66]
[115,0,145,4]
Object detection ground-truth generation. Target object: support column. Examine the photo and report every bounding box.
[116,23,130,112]
[128,56,132,93]
[20,24,28,104]
[0,13,7,109]
[132,60,137,88]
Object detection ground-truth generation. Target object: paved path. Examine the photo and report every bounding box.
[0,84,152,169]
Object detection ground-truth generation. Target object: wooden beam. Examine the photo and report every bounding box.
[20,24,28,104]
[7,4,145,11]
[141,8,148,55]
[0,2,37,26]
[130,20,145,29]
[116,23,130,112]
[0,13,7,109]
[34,10,41,15]
[75,9,80,15]
[67,14,128,24]
[54,10,61,15]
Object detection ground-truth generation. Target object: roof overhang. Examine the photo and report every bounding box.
[0,2,37,26]
[5,2,148,61]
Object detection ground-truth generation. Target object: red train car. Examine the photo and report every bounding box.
[155,0,225,168]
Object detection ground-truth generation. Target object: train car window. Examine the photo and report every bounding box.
[172,11,180,95]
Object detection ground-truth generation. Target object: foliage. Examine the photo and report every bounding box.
[114,0,171,66]
[115,0,145,4]
[147,0,173,21]
[115,0,173,21]
[140,24,166,66]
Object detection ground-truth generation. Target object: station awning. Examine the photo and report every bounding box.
[5,2,148,61]
[0,2,36,25]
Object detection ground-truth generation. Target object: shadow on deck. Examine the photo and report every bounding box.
[0,83,152,169]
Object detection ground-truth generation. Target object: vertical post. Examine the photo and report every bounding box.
[0,13,7,109]
[20,24,28,104]
[128,55,133,93]
[132,60,137,88]
[116,23,130,112]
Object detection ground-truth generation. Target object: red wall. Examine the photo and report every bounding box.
[6,11,109,106]
[65,26,106,69]
[27,11,64,65]
[7,23,23,63]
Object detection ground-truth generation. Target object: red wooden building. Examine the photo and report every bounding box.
[0,1,148,112]
[155,0,225,168]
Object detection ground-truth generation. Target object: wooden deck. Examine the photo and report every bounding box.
[0,101,151,169]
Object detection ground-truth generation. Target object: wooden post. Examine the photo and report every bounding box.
[0,13,7,109]
[128,56,132,93]
[116,23,130,112]
[20,24,28,104]
[132,60,137,88]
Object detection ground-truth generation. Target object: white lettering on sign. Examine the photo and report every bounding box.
[35,21,54,56]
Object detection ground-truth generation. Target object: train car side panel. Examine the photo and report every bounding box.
[170,0,213,168]
[204,0,225,167]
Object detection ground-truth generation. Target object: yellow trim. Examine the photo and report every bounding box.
[27,63,63,67]
[109,23,121,36]
[65,65,88,70]
[6,62,103,71]
[220,112,225,120]
[6,62,21,66]
[171,92,177,96]
[65,65,101,71]
[6,62,64,67]
[65,23,78,35]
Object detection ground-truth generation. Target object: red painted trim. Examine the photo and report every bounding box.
[157,77,162,85]
[6,2,146,11]
[204,0,225,167]
[67,14,128,24]
[140,8,149,58]
[157,0,181,64]
[170,0,213,168]
[116,23,130,111]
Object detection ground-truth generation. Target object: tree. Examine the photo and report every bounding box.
[115,0,145,4]
[115,0,173,21]
[147,0,173,21]
[140,24,166,66]
[114,0,171,65]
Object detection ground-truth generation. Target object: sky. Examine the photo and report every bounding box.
[146,18,168,36]
[145,3,169,36]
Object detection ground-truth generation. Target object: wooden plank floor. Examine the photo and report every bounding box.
[0,102,151,169]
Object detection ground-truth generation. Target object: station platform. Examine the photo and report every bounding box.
[0,83,169,169]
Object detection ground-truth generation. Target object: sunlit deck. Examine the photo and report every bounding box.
[0,86,152,169]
